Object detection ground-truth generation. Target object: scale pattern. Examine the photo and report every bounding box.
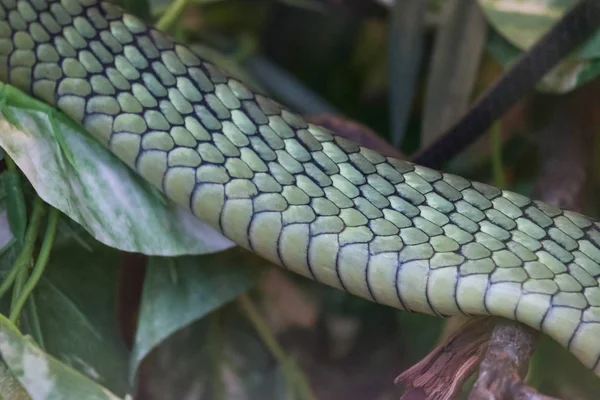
[1,0,600,374]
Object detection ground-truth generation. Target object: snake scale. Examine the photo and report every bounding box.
[1,0,600,376]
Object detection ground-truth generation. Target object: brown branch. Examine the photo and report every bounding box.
[468,320,557,400]
[394,317,493,400]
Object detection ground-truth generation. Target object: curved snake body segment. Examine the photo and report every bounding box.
[2,0,600,374]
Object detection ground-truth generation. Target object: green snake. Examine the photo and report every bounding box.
[1,0,600,377]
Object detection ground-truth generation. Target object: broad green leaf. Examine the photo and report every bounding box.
[478,0,576,51]
[130,248,262,381]
[0,314,121,400]
[0,84,234,256]
[421,0,487,145]
[19,233,129,396]
[478,0,600,93]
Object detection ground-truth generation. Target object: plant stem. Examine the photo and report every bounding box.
[155,0,187,31]
[10,206,59,323]
[238,293,317,400]
[0,196,45,300]
[10,266,27,309]
[26,293,45,350]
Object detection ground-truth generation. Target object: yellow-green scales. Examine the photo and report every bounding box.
[1,0,600,375]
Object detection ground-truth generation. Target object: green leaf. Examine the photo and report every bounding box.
[0,84,234,256]
[478,0,600,93]
[0,314,121,400]
[130,248,262,382]
[0,359,31,400]
[18,233,129,396]
[478,0,576,51]
[388,0,426,147]
[421,0,487,145]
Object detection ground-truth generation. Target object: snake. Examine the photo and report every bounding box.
[1,0,600,378]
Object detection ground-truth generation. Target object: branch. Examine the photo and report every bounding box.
[468,320,559,400]
[395,318,493,400]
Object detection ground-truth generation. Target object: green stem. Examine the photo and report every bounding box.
[26,293,45,350]
[0,260,22,301]
[10,266,27,308]
[238,294,317,400]
[10,207,59,323]
[155,0,188,31]
[491,121,506,189]
[0,196,45,300]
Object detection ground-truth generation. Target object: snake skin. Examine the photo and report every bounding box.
[1,0,600,374]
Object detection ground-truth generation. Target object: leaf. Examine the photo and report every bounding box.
[478,0,600,93]
[130,248,262,381]
[478,0,575,50]
[388,0,426,147]
[0,314,121,400]
[0,84,234,256]
[421,0,487,145]
[0,360,31,400]
[18,233,129,396]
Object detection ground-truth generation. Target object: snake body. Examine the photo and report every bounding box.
[1,0,600,375]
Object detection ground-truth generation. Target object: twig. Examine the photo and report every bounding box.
[468,320,558,400]
[395,317,493,400]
